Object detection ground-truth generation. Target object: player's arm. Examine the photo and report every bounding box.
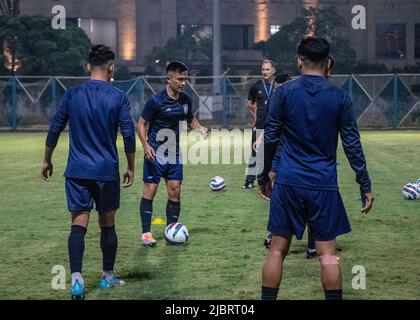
[41,91,70,181]
[248,100,257,125]
[339,93,374,214]
[189,117,208,139]
[119,94,136,188]
[138,97,158,161]
[247,85,257,125]
[256,87,284,159]
[137,117,155,161]
[186,97,208,138]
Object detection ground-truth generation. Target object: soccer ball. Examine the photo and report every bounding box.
[402,183,420,200]
[209,176,225,191]
[164,223,189,245]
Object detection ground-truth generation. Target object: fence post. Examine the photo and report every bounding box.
[51,77,57,122]
[392,74,398,129]
[348,75,353,100]
[138,76,145,110]
[222,76,228,128]
[11,76,17,131]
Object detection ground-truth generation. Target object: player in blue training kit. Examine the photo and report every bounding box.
[138,61,208,246]
[41,45,136,299]
[264,73,317,259]
[260,37,374,301]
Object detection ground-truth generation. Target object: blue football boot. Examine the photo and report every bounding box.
[100,275,126,289]
[71,279,85,300]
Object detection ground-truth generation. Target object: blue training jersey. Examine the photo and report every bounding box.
[141,89,193,155]
[265,74,371,193]
[46,80,136,181]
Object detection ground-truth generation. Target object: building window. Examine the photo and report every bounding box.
[270,25,281,36]
[221,25,254,50]
[415,24,420,59]
[76,18,117,52]
[376,24,406,59]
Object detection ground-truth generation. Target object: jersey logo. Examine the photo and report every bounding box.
[183,104,188,115]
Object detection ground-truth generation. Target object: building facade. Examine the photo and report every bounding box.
[19,0,420,72]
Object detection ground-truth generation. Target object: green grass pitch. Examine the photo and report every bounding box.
[0,131,419,300]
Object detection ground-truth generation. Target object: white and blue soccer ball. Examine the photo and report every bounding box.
[402,183,420,200]
[164,223,189,245]
[209,176,226,191]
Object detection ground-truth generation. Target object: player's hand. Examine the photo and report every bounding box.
[144,143,155,161]
[41,161,53,181]
[254,135,263,152]
[360,192,374,214]
[200,126,209,139]
[122,169,134,188]
[268,171,276,183]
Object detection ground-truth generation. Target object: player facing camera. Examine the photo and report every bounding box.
[86,44,116,82]
[166,61,189,95]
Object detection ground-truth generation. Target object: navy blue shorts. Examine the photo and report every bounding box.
[65,178,120,213]
[143,156,183,184]
[268,183,351,241]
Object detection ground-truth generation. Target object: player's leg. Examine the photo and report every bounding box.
[165,179,182,225]
[140,183,159,246]
[98,210,126,288]
[308,189,351,300]
[65,178,94,299]
[316,240,342,300]
[69,211,90,299]
[164,162,183,226]
[93,180,125,288]
[306,225,316,259]
[262,184,303,300]
[141,157,161,246]
[261,235,292,300]
[243,127,256,189]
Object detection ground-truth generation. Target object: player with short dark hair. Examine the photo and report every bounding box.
[138,61,208,246]
[41,44,136,300]
[261,37,374,300]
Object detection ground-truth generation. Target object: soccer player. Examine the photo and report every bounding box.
[41,45,136,300]
[261,37,374,300]
[138,61,208,246]
[264,74,316,259]
[243,60,276,200]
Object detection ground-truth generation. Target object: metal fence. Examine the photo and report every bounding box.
[0,74,419,131]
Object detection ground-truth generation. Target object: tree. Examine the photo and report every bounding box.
[146,25,212,76]
[0,15,92,75]
[0,0,19,15]
[114,65,132,80]
[257,6,357,74]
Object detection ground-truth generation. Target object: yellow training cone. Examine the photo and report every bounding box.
[152,218,166,225]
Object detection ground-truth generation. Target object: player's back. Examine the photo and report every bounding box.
[273,74,350,190]
[64,80,128,181]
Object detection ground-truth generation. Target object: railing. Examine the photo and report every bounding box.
[0,74,419,130]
